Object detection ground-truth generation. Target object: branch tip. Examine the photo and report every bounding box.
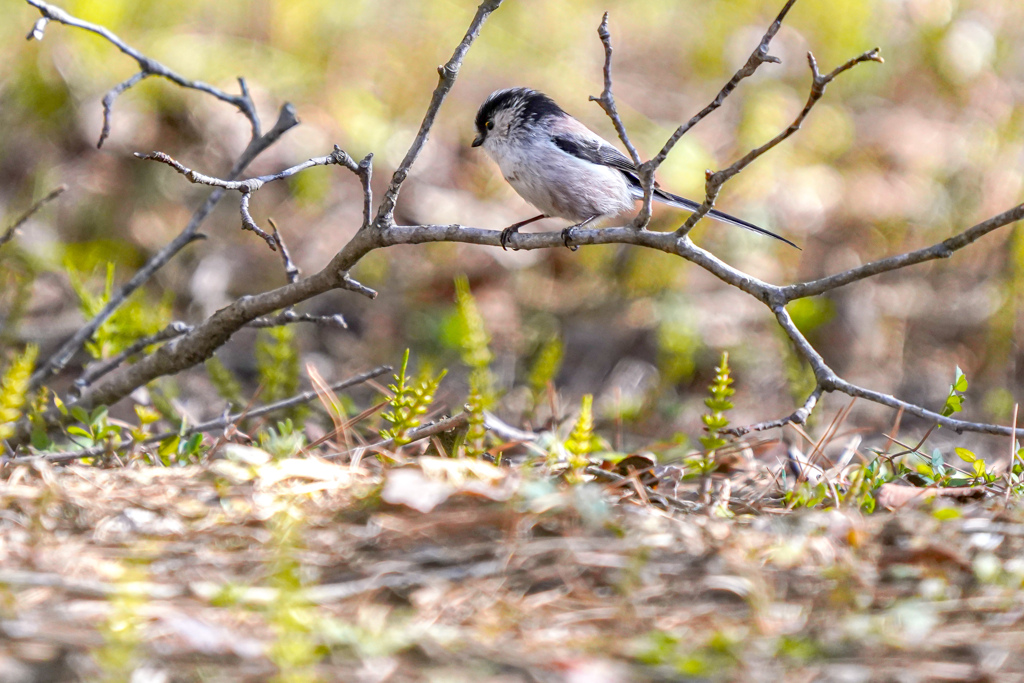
[27,17,49,41]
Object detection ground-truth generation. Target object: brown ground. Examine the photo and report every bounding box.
[2,452,1024,683]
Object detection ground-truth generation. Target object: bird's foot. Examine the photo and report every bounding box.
[561,226,579,251]
[499,225,520,251]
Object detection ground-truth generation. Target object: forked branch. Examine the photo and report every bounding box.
[135,146,367,250]
[676,48,883,237]
[25,0,260,146]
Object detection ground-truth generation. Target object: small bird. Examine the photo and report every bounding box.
[471,87,797,251]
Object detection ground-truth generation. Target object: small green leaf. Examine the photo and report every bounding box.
[953,366,968,392]
[158,436,180,458]
[67,425,92,440]
[955,447,976,463]
[185,433,203,455]
[941,366,969,418]
[89,406,108,427]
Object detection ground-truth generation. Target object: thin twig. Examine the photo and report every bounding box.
[136,145,359,251]
[72,322,192,393]
[627,0,798,229]
[26,366,391,463]
[25,0,260,144]
[268,218,300,283]
[677,48,883,237]
[98,71,149,148]
[781,200,1024,300]
[589,13,641,167]
[373,0,505,227]
[0,185,67,248]
[722,387,821,436]
[358,153,374,228]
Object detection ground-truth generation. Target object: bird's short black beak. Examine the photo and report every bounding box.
[471,133,485,147]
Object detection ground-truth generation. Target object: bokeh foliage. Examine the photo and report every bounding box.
[2,0,1023,446]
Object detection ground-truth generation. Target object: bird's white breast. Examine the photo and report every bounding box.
[485,135,634,223]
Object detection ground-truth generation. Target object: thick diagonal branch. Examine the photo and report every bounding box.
[28,105,301,390]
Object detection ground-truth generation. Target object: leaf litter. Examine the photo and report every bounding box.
[2,448,1024,682]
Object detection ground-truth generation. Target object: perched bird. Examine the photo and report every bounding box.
[471,87,797,250]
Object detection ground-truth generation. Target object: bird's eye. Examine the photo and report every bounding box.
[485,120,494,130]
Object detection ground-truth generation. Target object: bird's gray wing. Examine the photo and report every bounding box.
[551,133,639,177]
[553,132,800,249]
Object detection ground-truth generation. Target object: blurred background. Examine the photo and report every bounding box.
[2,0,1023,453]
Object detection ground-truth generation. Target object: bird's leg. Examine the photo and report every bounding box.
[561,215,599,252]
[499,214,547,251]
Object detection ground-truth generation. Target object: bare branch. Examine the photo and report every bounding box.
[652,0,797,167]
[358,153,374,228]
[24,0,261,141]
[831,377,1024,438]
[0,185,66,249]
[17,200,1024,447]
[677,47,883,237]
[29,104,300,390]
[341,275,378,299]
[773,305,1024,438]
[608,0,796,230]
[373,0,505,227]
[268,218,300,283]
[98,71,149,148]
[136,145,360,250]
[722,388,822,437]
[239,191,276,248]
[772,306,838,388]
[589,13,640,167]
[68,310,344,400]
[72,322,192,394]
[248,311,347,329]
[27,366,392,463]
[782,201,1024,300]
[23,211,382,434]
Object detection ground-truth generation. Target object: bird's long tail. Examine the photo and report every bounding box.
[650,187,799,250]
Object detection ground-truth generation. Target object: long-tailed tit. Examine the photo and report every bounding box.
[471,87,797,251]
